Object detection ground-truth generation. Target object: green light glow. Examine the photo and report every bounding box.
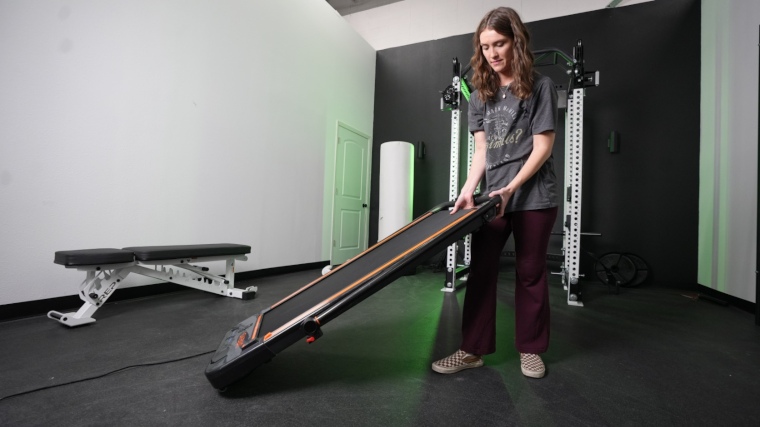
[697,1,758,302]
[698,0,732,293]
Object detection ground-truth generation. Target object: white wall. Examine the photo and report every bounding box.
[699,0,760,302]
[344,0,653,51]
[0,0,375,305]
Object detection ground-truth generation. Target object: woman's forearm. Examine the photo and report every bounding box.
[507,131,555,190]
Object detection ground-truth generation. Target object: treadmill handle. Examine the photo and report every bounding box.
[473,194,499,206]
[435,194,499,212]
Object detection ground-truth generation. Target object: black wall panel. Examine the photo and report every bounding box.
[369,0,700,286]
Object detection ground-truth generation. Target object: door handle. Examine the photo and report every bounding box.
[362,204,368,208]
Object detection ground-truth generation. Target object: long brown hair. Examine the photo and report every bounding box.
[470,7,534,101]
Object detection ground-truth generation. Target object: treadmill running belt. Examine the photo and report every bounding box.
[205,197,499,390]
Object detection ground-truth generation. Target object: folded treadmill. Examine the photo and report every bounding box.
[205,197,499,390]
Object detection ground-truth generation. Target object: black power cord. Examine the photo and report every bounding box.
[0,349,214,402]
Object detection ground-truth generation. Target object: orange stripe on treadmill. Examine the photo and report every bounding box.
[263,208,477,342]
[240,315,265,348]
[269,211,435,311]
[252,315,263,339]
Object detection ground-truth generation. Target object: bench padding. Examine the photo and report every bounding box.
[54,249,136,267]
[123,244,251,261]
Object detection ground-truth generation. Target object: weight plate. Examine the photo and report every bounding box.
[623,253,649,287]
[594,253,636,286]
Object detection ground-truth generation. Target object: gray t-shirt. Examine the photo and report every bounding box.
[468,73,559,213]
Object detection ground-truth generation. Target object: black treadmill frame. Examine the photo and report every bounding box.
[205,197,499,389]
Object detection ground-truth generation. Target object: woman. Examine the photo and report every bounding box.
[432,7,558,379]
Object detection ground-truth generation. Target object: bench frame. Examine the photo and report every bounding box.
[48,253,255,327]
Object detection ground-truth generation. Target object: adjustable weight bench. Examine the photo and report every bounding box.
[48,243,255,327]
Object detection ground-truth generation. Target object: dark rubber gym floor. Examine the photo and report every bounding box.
[1,264,759,426]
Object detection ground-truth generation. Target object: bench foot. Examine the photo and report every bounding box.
[48,310,96,327]
[226,286,258,300]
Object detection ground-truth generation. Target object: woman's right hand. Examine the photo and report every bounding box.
[450,192,475,215]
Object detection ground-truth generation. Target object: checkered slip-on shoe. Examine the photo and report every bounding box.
[520,353,546,378]
[432,350,483,374]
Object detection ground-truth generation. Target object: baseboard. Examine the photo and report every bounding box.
[691,283,756,314]
[235,261,329,280]
[0,261,330,323]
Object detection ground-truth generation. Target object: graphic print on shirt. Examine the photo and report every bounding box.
[483,103,526,170]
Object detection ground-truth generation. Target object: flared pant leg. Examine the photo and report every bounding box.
[460,207,557,355]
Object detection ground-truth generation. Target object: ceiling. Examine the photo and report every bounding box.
[326,0,404,16]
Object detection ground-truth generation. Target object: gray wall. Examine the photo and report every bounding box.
[698,0,760,303]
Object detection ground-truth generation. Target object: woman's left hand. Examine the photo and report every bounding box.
[489,185,516,217]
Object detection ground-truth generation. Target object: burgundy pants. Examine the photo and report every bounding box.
[460,207,557,355]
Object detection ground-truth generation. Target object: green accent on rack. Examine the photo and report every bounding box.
[461,79,471,102]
